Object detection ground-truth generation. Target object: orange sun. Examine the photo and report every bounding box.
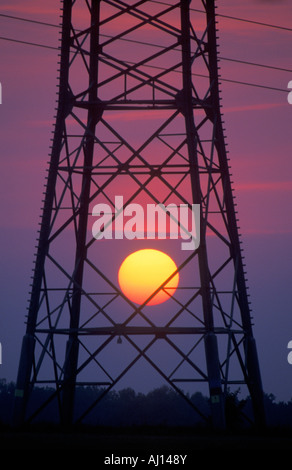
[118,248,179,306]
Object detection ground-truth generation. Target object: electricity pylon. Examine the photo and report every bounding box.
[13,0,265,429]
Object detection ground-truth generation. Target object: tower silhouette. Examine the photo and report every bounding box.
[13,0,265,429]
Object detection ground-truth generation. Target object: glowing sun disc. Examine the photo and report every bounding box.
[118,248,179,306]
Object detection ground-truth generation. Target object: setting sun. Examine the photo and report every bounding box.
[118,249,179,306]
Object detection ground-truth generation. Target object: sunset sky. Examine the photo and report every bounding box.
[0,0,291,403]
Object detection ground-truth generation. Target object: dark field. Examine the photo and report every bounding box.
[0,427,292,451]
[1,383,292,452]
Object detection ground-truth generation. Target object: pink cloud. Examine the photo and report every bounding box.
[236,181,292,192]
[0,1,60,16]
[224,102,285,114]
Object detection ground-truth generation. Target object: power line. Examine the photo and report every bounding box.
[0,35,57,51]
[150,0,292,32]
[0,34,286,94]
[1,7,292,32]
[0,13,60,29]
[216,12,292,32]
[0,12,291,75]
[0,11,289,94]
[219,57,292,74]
[126,61,287,94]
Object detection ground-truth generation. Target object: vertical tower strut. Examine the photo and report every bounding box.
[13,0,265,429]
[61,0,101,427]
[180,0,224,429]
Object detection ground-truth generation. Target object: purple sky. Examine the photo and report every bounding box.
[0,0,292,402]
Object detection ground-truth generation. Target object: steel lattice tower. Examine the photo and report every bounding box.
[13,0,265,429]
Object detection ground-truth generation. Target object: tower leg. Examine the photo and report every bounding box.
[61,0,101,425]
[12,334,35,427]
[246,337,266,428]
[12,0,73,427]
[181,0,226,429]
[205,0,266,428]
[204,333,226,429]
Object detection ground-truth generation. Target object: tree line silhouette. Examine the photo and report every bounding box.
[0,379,291,431]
